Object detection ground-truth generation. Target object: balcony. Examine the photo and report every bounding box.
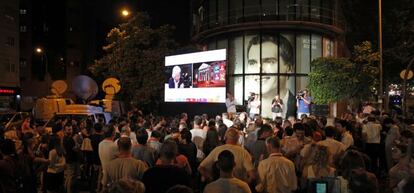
[193,4,344,41]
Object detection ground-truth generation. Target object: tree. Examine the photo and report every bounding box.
[309,41,379,105]
[90,13,179,111]
[341,0,414,83]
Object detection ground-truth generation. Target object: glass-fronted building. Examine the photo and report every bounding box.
[191,0,345,118]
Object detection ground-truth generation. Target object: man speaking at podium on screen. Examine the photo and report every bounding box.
[168,66,184,88]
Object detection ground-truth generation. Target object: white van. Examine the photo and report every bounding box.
[42,112,111,134]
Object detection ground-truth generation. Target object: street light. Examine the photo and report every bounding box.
[34,47,49,80]
[121,9,130,17]
[35,47,42,53]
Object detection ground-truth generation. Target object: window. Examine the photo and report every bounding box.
[296,34,311,73]
[229,76,243,105]
[311,35,322,62]
[5,37,15,47]
[229,0,242,24]
[20,25,27,32]
[229,36,243,74]
[208,0,217,28]
[20,59,27,68]
[19,9,27,15]
[262,0,278,19]
[218,0,228,25]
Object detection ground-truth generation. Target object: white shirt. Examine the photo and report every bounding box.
[256,153,297,193]
[249,100,260,114]
[199,144,254,182]
[362,122,381,144]
[317,138,346,165]
[226,98,237,113]
[223,118,234,128]
[190,127,207,150]
[99,139,119,173]
[204,178,252,193]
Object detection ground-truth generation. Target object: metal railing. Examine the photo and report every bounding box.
[194,4,344,34]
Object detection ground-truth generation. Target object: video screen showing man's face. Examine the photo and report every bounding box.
[246,35,293,96]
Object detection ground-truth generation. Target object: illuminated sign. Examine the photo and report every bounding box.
[0,87,20,96]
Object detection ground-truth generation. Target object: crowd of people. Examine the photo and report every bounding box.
[0,106,414,193]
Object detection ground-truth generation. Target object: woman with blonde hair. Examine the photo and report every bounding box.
[302,145,335,180]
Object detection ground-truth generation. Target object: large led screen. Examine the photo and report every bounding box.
[164,49,226,103]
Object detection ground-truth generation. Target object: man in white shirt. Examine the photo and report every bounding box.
[199,128,255,183]
[362,116,382,173]
[335,120,354,149]
[256,136,297,193]
[317,126,346,166]
[204,150,252,193]
[102,137,148,187]
[191,115,207,160]
[98,126,119,187]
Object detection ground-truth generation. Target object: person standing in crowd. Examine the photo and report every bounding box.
[271,95,283,121]
[147,130,163,154]
[132,128,157,167]
[336,120,354,149]
[383,117,400,170]
[338,150,378,193]
[245,124,273,167]
[21,116,34,135]
[90,123,105,193]
[362,115,382,173]
[102,137,148,188]
[178,130,198,176]
[190,115,207,161]
[102,178,145,193]
[203,127,220,157]
[142,140,190,193]
[98,125,118,188]
[226,93,237,119]
[256,136,297,193]
[63,123,80,193]
[301,145,335,186]
[204,150,252,193]
[249,94,261,119]
[0,139,27,193]
[296,89,311,119]
[198,128,255,183]
[222,113,234,128]
[45,135,66,193]
[317,126,346,166]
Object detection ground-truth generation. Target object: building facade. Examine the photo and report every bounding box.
[18,0,104,109]
[191,0,345,118]
[0,0,20,110]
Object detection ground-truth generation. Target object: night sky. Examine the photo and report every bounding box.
[98,0,192,44]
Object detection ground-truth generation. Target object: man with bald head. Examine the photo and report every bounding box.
[198,127,255,183]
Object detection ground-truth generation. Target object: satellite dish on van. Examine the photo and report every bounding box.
[102,78,121,95]
[50,80,68,96]
[72,75,98,101]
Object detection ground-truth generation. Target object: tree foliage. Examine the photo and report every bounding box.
[90,13,179,109]
[309,41,379,104]
[341,0,414,82]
